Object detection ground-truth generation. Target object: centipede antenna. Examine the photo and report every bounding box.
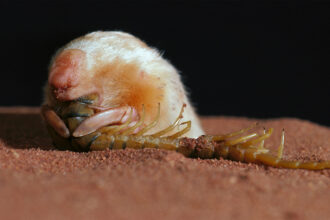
[224,132,258,146]
[150,104,185,138]
[166,121,191,139]
[212,122,258,141]
[258,128,266,149]
[121,104,145,136]
[104,107,134,135]
[135,103,160,136]
[240,128,274,148]
[277,129,285,159]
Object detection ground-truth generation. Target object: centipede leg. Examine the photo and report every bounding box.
[167,121,191,139]
[224,132,258,146]
[150,104,186,138]
[240,128,273,148]
[121,105,145,136]
[135,103,160,136]
[212,123,258,141]
[258,128,266,150]
[277,129,285,159]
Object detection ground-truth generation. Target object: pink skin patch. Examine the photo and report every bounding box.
[73,106,139,137]
[49,49,86,98]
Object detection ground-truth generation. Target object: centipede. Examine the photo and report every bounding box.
[42,94,330,170]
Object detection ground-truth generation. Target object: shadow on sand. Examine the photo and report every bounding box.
[0,111,54,150]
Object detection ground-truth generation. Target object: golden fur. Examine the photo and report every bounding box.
[44,31,204,137]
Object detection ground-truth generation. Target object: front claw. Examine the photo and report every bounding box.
[72,106,139,137]
[41,105,70,138]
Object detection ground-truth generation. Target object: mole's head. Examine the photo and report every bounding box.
[46,32,165,114]
[43,31,204,138]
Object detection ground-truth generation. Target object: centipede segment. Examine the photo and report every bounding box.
[44,95,330,170]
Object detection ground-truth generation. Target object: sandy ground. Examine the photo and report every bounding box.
[0,107,329,220]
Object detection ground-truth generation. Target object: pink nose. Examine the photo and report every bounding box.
[49,49,85,90]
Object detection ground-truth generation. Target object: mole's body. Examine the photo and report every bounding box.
[43,31,204,138]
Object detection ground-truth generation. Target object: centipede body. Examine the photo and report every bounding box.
[44,96,330,170]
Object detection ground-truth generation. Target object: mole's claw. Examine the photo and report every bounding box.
[72,106,138,137]
[41,105,70,138]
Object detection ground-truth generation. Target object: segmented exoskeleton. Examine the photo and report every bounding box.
[44,95,330,170]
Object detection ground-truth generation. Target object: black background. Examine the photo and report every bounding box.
[1,1,329,126]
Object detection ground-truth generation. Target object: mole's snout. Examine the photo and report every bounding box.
[49,49,86,94]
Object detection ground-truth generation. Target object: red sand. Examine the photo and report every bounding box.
[0,107,329,220]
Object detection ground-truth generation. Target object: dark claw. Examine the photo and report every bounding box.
[76,93,99,104]
[42,105,70,138]
[60,102,94,118]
